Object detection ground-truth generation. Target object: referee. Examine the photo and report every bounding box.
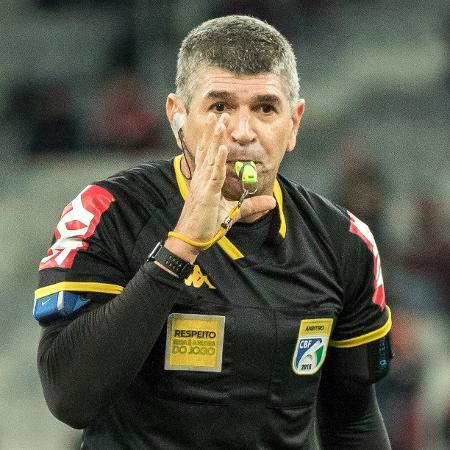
[34,15,392,449]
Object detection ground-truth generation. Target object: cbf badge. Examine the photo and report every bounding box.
[292,318,333,375]
[165,313,225,372]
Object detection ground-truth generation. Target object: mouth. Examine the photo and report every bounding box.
[226,158,255,164]
[225,160,260,179]
[226,159,261,167]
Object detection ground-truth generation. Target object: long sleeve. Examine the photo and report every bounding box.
[37,263,183,429]
[317,348,391,449]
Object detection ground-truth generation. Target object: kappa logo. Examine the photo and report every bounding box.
[184,265,216,289]
[292,318,333,375]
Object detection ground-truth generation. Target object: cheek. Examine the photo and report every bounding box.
[183,123,203,150]
[261,126,291,160]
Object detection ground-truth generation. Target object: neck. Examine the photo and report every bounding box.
[239,210,271,223]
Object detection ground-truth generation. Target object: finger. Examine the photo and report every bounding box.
[195,113,216,168]
[238,195,277,221]
[209,144,228,190]
[206,113,229,167]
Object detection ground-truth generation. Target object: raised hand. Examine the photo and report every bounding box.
[165,112,276,263]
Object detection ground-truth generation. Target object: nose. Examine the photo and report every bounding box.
[229,110,256,145]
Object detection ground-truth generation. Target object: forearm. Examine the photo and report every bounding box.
[317,381,391,449]
[37,263,182,428]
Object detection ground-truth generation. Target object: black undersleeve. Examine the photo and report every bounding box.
[317,353,391,449]
[37,263,184,429]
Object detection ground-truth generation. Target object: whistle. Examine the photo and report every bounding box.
[235,161,257,185]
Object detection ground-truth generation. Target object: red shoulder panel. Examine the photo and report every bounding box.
[39,185,115,270]
[348,212,386,310]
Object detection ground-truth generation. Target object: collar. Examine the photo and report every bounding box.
[173,155,286,260]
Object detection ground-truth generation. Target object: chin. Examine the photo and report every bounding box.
[222,178,245,201]
[222,178,261,201]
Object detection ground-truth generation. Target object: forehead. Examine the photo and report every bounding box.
[191,66,289,103]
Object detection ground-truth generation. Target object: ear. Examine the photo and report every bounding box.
[286,99,305,152]
[173,112,186,134]
[166,94,186,148]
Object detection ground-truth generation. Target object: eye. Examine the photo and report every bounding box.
[212,103,226,113]
[260,104,276,114]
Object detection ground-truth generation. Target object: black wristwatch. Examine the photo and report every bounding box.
[147,241,194,280]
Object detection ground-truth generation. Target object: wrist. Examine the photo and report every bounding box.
[147,241,195,280]
[164,236,200,264]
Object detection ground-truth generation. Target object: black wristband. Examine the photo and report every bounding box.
[147,241,194,280]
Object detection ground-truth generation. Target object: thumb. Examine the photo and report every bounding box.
[238,195,277,222]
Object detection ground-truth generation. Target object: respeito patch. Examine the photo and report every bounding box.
[165,313,225,372]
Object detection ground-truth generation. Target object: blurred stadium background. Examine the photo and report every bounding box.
[0,0,449,448]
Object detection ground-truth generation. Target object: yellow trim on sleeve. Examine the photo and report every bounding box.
[329,306,392,348]
[34,281,124,300]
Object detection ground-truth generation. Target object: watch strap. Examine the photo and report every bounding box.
[147,241,194,280]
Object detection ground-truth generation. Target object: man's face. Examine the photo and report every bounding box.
[170,67,304,199]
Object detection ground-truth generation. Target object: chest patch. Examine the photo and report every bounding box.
[165,313,225,372]
[292,318,333,375]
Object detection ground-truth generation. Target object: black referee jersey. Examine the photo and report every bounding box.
[34,155,392,449]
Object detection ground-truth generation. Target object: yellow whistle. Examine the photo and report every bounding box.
[235,161,257,185]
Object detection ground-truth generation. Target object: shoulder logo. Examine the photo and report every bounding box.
[184,265,216,289]
[39,185,114,270]
[292,318,333,375]
[348,212,385,310]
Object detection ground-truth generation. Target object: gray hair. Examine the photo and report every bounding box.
[176,15,300,109]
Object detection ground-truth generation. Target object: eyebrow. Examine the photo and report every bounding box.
[205,90,236,102]
[253,94,282,106]
[204,91,282,105]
